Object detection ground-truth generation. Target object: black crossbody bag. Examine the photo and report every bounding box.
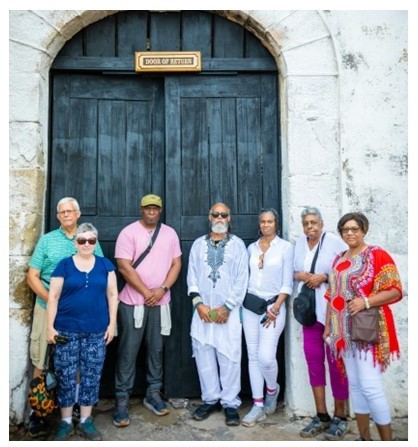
[293,232,326,326]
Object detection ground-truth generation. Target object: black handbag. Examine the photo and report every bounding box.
[117,221,161,291]
[293,285,317,326]
[293,233,326,326]
[243,293,276,315]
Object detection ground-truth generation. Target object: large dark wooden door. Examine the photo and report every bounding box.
[49,10,280,399]
[164,74,280,396]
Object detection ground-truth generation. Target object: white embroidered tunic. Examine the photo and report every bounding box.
[187,234,249,362]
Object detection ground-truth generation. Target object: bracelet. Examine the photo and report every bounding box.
[160,284,169,293]
[192,296,203,309]
[363,297,370,309]
[324,273,329,283]
[224,303,232,312]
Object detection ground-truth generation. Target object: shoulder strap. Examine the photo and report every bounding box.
[309,232,326,273]
[132,221,162,269]
[43,344,54,370]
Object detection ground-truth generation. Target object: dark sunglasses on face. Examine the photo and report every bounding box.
[210,212,229,218]
[76,237,97,245]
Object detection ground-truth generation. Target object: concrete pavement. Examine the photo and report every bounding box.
[10,397,408,442]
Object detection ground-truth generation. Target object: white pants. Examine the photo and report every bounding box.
[192,339,242,408]
[342,348,391,425]
[242,307,286,399]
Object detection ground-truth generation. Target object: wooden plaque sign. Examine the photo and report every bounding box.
[135,51,202,72]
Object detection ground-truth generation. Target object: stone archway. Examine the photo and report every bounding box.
[9,9,340,423]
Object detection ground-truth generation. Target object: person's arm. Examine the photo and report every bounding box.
[348,289,401,315]
[104,271,118,344]
[27,267,49,302]
[148,255,182,306]
[46,276,64,343]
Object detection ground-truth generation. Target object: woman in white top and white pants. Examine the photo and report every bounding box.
[241,208,294,427]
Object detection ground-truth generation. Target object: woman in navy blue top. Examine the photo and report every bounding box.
[47,223,118,441]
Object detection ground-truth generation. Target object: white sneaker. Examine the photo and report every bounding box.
[264,384,280,415]
[241,405,266,427]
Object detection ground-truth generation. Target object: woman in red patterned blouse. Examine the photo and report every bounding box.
[324,212,402,441]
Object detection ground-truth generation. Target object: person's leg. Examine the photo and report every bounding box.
[242,308,264,401]
[300,322,330,438]
[303,322,328,414]
[259,308,286,415]
[145,306,164,390]
[53,331,79,441]
[217,350,241,408]
[114,302,145,396]
[342,349,375,441]
[77,332,106,440]
[143,306,170,415]
[258,308,285,391]
[326,344,349,418]
[376,423,392,441]
[28,303,49,436]
[192,339,222,404]
[353,351,392,441]
[217,350,241,426]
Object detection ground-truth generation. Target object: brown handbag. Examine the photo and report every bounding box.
[351,306,380,344]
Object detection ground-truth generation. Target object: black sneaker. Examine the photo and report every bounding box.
[28,413,47,438]
[193,402,222,421]
[72,403,81,423]
[224,407,240,426]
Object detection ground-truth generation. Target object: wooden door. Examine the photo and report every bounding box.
[164,73,280,396]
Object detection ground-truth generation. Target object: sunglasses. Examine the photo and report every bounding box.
[76,237,97,245]
[210,212,229,218]
[258,253,265,269]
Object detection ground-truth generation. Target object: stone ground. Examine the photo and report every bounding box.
[9,397,408,442]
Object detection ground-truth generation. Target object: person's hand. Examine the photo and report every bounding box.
[197,303,211,322]
[213,305,230,324]
[262,305,279,328]
[323,326,330,342]
[347,296,367,315]
[143,289,157,306]
[305,273,326,288]
[104,323,116,345]
[147,287,166,306]
[46,327,58,344]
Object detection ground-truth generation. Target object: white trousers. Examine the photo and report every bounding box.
[242,307,286,399]
[192,339,241,408]
[342,348,391,425]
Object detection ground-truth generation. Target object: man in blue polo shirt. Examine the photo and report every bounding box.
[26,197,103,437]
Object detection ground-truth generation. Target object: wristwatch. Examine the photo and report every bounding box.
[160,285,169,293]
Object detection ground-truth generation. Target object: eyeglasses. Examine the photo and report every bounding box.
[210,212,229,219]
[258,253,265,269]
[302,220,320,227]
[76,237,97,245]
[341,226,361,235]
[58,210,78,216]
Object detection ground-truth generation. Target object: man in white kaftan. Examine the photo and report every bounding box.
[187,203,249,426]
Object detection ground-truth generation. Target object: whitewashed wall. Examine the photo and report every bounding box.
[9,10,407,425]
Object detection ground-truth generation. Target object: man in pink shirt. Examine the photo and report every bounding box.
[112,194,182,427]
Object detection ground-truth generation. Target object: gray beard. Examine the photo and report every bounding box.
[211,222,229,234]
